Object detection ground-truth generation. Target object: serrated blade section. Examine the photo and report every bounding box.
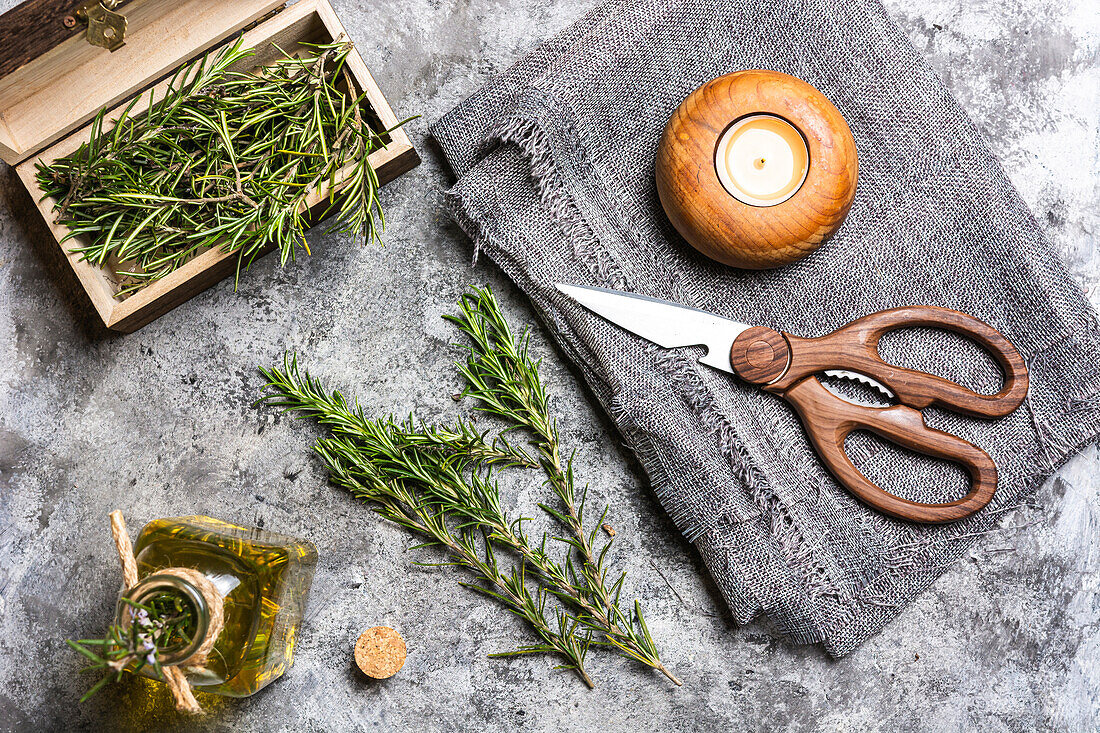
[823,369,895,399]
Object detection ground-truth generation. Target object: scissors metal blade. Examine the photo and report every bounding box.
[556,284,751,374]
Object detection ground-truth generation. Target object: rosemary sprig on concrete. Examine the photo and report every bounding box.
[258,288,678,687]
[448,289,681,685]
[68,593,198,702]
[36,36,398,297]
[260,356,595,686]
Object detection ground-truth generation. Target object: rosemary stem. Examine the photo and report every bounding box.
[393,506,595,689]
[447,288,679,685]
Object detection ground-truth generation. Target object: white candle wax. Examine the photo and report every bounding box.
[714,114,809,207]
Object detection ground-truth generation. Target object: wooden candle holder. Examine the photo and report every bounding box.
[0,0,419,332]
[655,70,857,270]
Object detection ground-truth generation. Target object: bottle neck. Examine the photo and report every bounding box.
[118,573,211,666]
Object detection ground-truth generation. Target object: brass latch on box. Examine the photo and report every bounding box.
[73,1,127,52]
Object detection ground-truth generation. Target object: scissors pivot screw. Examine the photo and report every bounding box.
[729,327,790,385]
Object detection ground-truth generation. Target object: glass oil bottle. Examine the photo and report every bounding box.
[123,515,317,697]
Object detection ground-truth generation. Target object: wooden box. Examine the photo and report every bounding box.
[0,0,419,332]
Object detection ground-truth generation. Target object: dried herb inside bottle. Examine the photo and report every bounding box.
[69,513,317,712]
[36,37,402,297]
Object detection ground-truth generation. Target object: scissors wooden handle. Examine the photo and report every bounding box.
[729,306,1029,523]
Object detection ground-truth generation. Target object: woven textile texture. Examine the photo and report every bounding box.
[430,0,1100,656]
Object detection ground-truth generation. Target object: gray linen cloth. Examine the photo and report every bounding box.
[430,0,1100,656]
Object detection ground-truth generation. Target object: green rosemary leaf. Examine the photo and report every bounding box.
[66,639,107,664]
[78,672,118,703]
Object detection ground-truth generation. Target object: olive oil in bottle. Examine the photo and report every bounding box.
[125,516,317,697]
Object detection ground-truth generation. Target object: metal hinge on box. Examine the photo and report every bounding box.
[70,1,127,52]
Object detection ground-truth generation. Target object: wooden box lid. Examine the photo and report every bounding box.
[0,0,286,165]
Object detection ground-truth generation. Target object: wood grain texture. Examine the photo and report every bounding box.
[0,0,286,165]
[13,0,419,333]
[0,0,136,82]
[781,377,999,523]
[728,325,790,385]
[655,70,858,269]
[728,306,1028,522]
[763,306,1029,418]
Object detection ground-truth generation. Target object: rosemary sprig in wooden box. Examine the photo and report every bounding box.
[36,37,401,298]
[3,0,418,332]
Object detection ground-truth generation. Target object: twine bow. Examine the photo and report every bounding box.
[109,511,224,714]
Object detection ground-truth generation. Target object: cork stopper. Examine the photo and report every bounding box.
[354,627,406,679]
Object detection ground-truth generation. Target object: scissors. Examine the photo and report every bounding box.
[556,284,1029,524]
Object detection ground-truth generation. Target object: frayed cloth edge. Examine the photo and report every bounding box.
[443,115,844,607]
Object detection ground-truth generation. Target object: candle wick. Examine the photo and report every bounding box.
[754,157,767,170]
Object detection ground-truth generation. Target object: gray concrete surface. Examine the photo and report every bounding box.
[1,0,1098,730]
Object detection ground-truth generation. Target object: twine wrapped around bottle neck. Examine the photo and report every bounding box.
[109,510,225,714]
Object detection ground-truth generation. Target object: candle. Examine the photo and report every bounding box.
[714,114,809,207]
[656,70,857,268]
